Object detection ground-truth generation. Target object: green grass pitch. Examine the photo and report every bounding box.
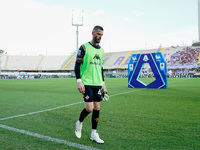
[0,78,199,149]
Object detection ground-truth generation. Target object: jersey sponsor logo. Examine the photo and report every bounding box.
[93,54,101,60]
[90,62,101,65]
[90,54,101,65]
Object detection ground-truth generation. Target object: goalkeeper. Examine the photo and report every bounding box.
[74,25,108,144]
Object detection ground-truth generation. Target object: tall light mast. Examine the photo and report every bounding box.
[193,0,200,46]
[198,0,200,41]
[0,49,5,73]
[72,9,83,51]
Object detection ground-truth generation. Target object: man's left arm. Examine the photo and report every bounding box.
[101,66,109,101]
[101,67,107,92]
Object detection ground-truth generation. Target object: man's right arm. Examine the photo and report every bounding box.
[74,45,86,94]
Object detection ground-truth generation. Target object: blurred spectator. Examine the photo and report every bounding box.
[168,47,199,66]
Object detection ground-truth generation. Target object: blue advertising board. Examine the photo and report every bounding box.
[128,52,167,89]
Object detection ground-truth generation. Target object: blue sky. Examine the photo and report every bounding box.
[0,0,198,55]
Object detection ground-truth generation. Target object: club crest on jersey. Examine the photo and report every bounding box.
[85,95,90,100]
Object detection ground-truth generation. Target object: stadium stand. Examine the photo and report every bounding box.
[103,51,131,69]
[0,54,6,70]
[61,54,76,70]
[60,48,158,71]
[38,55,69,70]
[0,46,200,78]
[4,55,43,70]
[102,49,158,70]
[162,46,200,68]
[1,55,70,71]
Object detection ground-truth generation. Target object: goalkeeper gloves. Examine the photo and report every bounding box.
[101,89,109,101]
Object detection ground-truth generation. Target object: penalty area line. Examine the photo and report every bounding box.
[0,124,101,150]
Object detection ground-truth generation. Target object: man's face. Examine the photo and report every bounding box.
[92,29,103,44]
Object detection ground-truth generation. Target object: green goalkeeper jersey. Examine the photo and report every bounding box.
[80,42,104,86]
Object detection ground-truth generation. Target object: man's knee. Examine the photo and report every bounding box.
[85,107,93,112]
[85,103,93,112]
[94,102,100,110]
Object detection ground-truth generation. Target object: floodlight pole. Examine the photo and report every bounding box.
[192,0,200,47]
[198,0,200,41]
[72,9,83,51]
[76,26,79,51]
[0,49,5,73]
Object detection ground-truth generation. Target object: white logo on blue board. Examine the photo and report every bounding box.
[156,54,161,61]
[160,63,164,70]
[143,55,148,62]
[129,64,133,71]
[132,56,137,61]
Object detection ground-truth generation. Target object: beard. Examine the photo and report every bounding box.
[94,36,101,44]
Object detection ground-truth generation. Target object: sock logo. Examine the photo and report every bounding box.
[94,118,99,122]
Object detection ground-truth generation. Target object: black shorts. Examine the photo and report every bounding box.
[83,85,102,102]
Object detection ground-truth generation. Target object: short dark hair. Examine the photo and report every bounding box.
[93,25,104,32]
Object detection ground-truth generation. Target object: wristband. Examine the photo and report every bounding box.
[77,79,82,83]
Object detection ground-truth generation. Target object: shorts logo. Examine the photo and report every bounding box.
[85,95,90,100]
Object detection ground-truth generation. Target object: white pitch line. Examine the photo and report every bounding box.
[0,101,83,121]
[0,89,143,121]
[0,90,143,150]
[0,79,187,149]
[109,88,144,97]
[0,78,187,121]
[0,124,101,150]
